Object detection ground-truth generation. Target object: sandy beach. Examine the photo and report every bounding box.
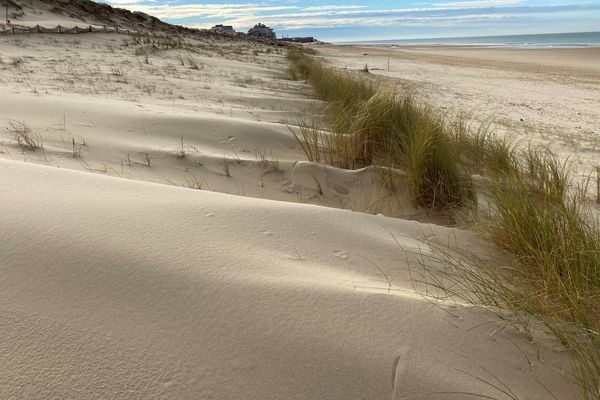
[0,2,598,399]
[318,44,600,182]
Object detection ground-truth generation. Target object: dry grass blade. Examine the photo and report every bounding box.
[7,120,42,150]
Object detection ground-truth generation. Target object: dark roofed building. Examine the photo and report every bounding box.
[248,23,275,40]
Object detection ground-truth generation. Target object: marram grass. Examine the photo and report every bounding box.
[288,49,473,210]
[288,48,600,399]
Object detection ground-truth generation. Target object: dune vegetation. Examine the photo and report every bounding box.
[288,48,600,399]
[289,49,473,210]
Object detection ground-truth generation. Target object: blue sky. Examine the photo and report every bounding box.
[101,0,600,41]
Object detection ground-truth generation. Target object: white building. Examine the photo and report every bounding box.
[211,24,234,33]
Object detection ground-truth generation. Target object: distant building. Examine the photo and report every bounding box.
[280,37,316,44]
[211,24,234,33]
[248,23,276,40]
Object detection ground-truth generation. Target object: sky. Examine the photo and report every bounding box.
[100,0,600,41]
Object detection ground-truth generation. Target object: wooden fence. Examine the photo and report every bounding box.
[0,24,141,36]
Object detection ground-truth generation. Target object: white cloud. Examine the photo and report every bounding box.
[302,5,369,11]
[199,12,516,30]
[101,0,600,33]
[434,0,524,7]
[105,2,299,19]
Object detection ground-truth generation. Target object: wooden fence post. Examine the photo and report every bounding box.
[36,25,40,33]
[11,26,14,34]
[596,166,600,205]
[89,25,92,32]
[58,25,62,33]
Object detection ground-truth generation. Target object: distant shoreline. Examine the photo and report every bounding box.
[336,43,600,49]
[322,43,600,73]
[334,31,600,49]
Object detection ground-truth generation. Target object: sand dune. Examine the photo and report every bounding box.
[0,4,589,398]
[2,0,176,31]
[0,158,577,399]
[0,33,421,217]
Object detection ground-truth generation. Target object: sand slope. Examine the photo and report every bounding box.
[3,0,174,31]
[0,159,577,400]
[0,34,420,218]
[0,17,585,399]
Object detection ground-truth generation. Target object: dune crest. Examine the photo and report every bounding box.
[0,159,576,399]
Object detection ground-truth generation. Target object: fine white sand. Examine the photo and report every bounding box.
[0,33,429,218]
[0,6,585,399]
[0,158,577,399]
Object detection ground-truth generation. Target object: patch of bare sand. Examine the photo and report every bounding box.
[0,158,578,400]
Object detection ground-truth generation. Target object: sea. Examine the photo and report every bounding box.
[341,31,600,49]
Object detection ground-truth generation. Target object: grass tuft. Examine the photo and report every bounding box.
[288,50,473,209]
[7,120,42,150]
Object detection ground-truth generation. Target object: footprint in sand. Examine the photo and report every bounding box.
[333,250,348,260]
[221,136,236,144]
[285,251,304,261]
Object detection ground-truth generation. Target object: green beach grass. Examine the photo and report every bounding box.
[289,49,473,210]
[288,48,600,399]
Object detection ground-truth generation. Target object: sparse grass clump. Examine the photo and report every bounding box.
[7,120,42,150]
[176,135,188,159]
[187,56,202,70]
[71,138,82,158]
[142,151,152,167]
[223,157,231,177]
